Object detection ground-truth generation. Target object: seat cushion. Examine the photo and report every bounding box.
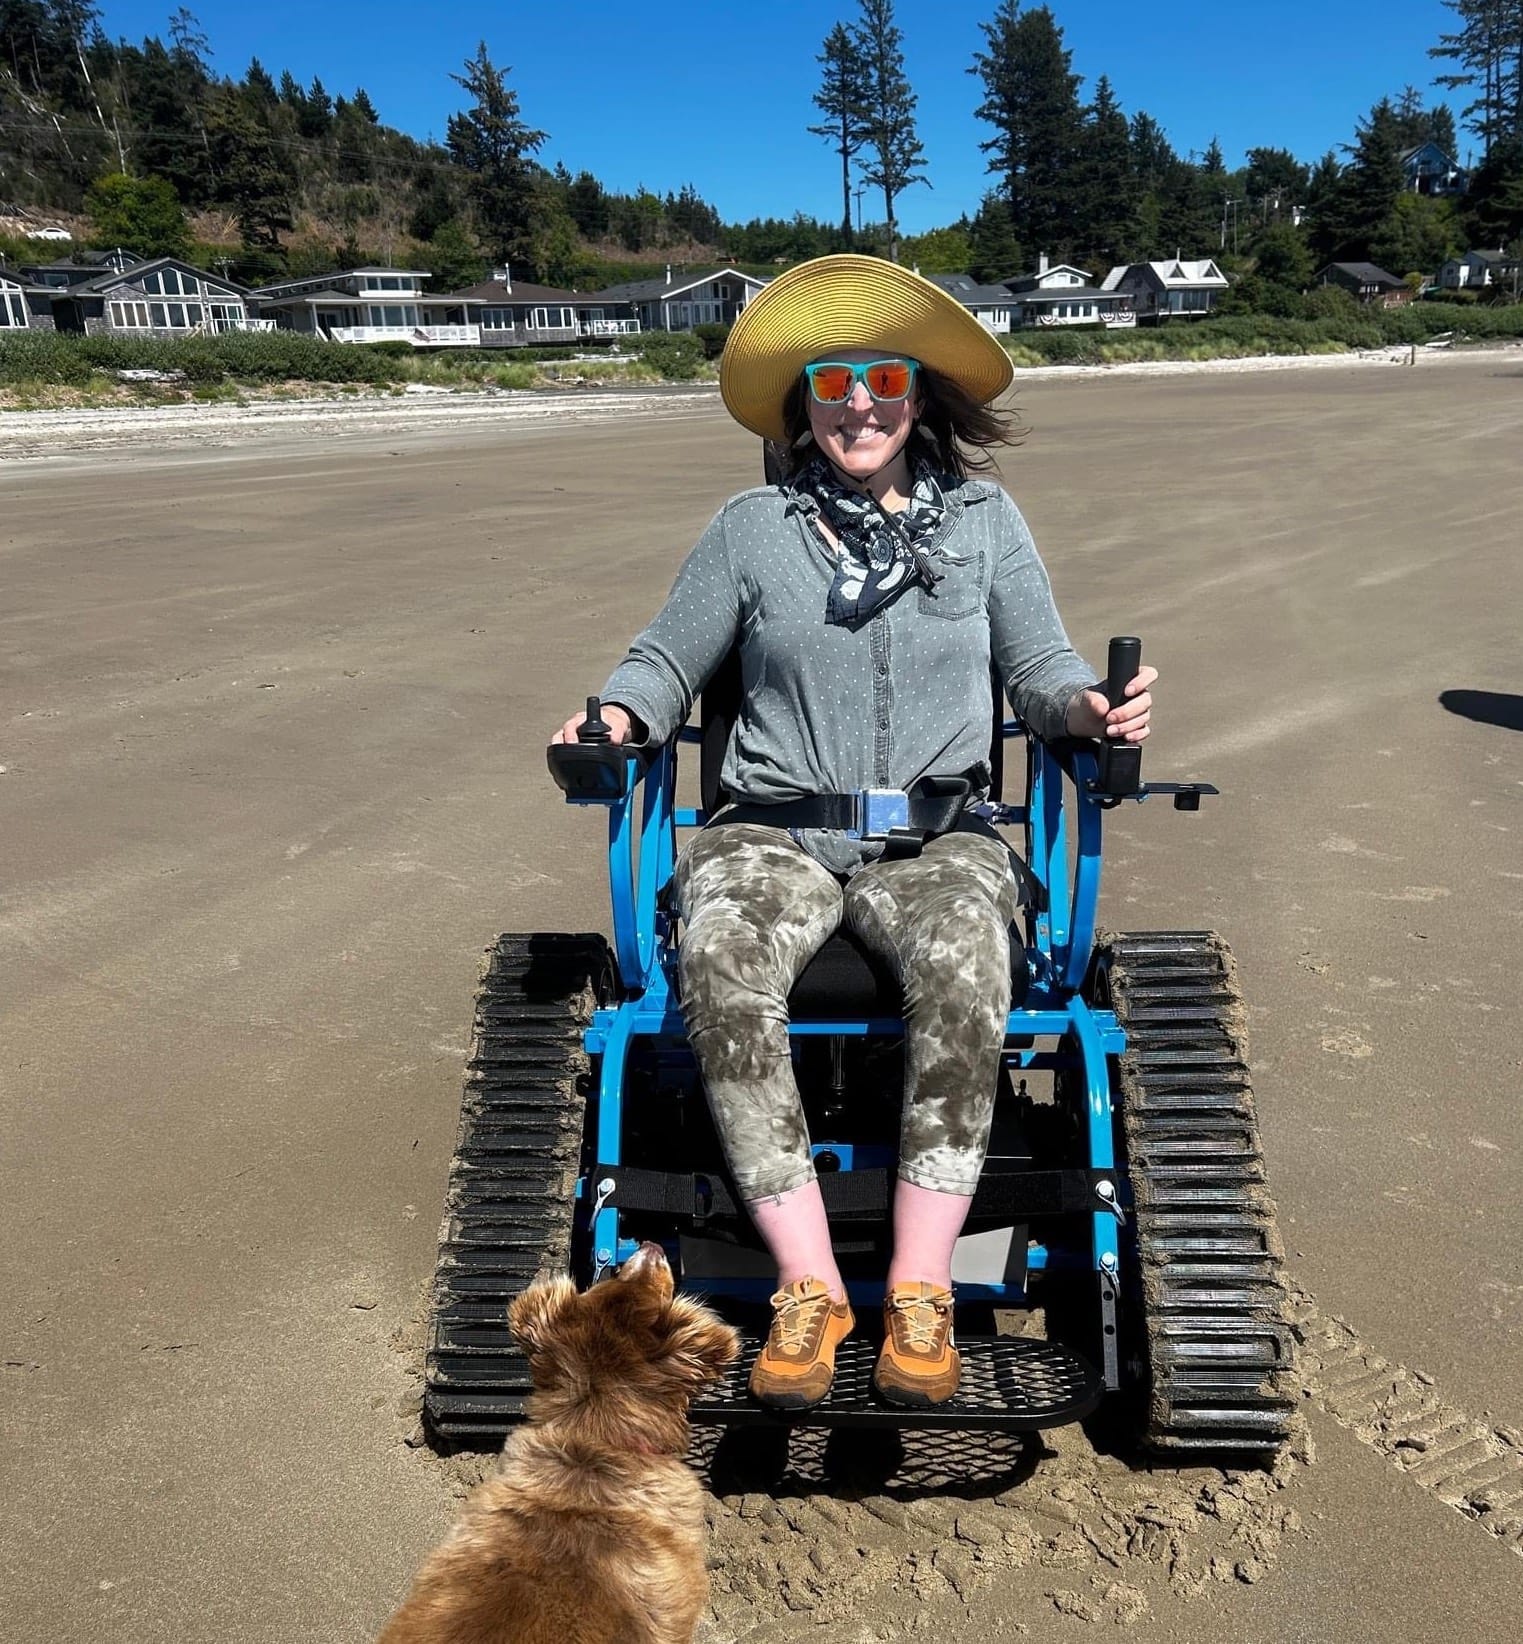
[786,928,1029,1018]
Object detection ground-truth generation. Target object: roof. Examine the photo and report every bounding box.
[1005,263,1094,291]
[1465,247,1511,264]
[443,278,586,304]
[588,266,768,303]
[250,268,430,295]
[1014,285,1128,304]
[923,273,1017,307]
[1103,259,1228,290]
[62,256,248,296]
[1320,262,1402,285]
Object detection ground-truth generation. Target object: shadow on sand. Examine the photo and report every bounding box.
[1439,689,1523,732]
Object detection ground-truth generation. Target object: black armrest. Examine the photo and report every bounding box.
[546,742,654,800]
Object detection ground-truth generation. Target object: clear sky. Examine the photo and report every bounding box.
[99,0,1465,236]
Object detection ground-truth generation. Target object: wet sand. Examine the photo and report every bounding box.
[2,351,1522,1641]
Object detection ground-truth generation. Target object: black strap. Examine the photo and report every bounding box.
[590,1163,1116,1226]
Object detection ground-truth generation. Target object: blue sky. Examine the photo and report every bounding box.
[101,0,1465,235]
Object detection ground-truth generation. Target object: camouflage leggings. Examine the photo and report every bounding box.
[673,823,1021,1201]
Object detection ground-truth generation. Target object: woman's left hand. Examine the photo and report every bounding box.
[1066,666,1158,743]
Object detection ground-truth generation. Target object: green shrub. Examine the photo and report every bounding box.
[692,320,732,359]
[638,329,705,379]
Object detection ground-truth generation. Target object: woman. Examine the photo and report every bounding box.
[552,255,1155,1410]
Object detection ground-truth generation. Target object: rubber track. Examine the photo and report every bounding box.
[423,932,611,1442]
[1103,931,1297,1453]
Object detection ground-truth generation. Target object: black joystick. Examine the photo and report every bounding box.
[578,696,613,744]
[1099,635,1143,797]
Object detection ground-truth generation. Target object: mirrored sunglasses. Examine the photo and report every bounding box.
[803,357,919,405]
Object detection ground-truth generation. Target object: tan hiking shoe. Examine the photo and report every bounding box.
[748,1278,855,1410]
[873,1282,960,1407]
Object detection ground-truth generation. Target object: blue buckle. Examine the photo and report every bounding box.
[855,788,911,841]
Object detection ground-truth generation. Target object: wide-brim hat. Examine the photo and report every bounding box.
[719,254,1015,443]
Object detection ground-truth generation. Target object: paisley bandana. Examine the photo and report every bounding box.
[788,454,964,628]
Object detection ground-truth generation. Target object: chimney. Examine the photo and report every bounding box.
[1037,251,1049,276]
[492,263,512,292]
[665,263,673,285]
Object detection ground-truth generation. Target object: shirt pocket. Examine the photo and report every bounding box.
[917,549,986,620]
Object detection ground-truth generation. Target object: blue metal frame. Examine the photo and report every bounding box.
[567,724,1148,1300]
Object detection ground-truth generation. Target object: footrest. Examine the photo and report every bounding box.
[689,1334,1104,1431]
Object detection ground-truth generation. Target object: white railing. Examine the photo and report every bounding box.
[579,318,640,336]
[326,324,482,347]
[207,316,276,334]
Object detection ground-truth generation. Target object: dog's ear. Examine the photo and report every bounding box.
[659,1295,741,1389]
[508,1277,578,1355]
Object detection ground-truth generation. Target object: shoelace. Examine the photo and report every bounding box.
[767,1288,831,1356]
[888,1291,951,1354]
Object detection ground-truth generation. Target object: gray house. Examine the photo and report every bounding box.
[28,254,259,337]
[923,273,1017,334]
[250,267,476,346]
[1002,255,1136,329]
[587,266,768,332]
[1101,258,1229,323]
[1316,262,1410,306]
[442,274,639,347]
[1400,142,1466,198]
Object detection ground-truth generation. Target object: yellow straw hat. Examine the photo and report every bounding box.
[720,254,1015,444]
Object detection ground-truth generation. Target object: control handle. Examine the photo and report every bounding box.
[1099,635,1143,797]
[1105,636,1142,711]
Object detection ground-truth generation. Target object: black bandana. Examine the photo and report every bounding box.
[787,454,964,628]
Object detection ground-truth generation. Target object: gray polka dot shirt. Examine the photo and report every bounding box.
[602,478,1096,862]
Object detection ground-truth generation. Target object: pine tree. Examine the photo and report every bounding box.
[445,43,547,270]
[973,1,1083,260]
[967,192,1021,282]
[809,22,871,246]
[1430,0,1523,161]
[1071,74,1132,266]
[853,0,926,263]
[1312,99,1406,260]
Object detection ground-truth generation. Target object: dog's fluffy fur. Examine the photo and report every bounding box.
[379,1244,739,1644]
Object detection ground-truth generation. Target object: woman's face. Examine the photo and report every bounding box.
[805,348,922,486]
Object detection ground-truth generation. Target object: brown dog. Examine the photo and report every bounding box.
[380,1243,739,1644]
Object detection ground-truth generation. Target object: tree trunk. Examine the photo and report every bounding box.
[884,184,898,261]
[840,113,853,246]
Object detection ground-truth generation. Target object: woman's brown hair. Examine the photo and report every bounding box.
[771,362,1024,483]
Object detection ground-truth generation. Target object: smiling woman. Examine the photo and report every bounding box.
[550,254,1157,1413]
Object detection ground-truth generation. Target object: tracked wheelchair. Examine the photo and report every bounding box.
[421,634,1296,1453]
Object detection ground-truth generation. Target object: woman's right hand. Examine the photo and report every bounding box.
[550,703,635,745]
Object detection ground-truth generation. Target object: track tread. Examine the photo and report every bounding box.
[422,932,611,1443]
[1103,930,1296,1454]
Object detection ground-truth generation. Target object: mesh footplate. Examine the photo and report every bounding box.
[690,1334,1103,1431]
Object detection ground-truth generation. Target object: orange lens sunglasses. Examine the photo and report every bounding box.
[803,358,919,404]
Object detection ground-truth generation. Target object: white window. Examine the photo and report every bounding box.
[0,287,27,326]
[481,308,512,330]
[109,301,152,328]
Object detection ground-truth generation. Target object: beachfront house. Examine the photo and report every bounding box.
[1437,248,1522,296]
[442,272,640,347]
[1100,258,1229,323]
[1316,262,1411,306]
[1002,255,1136,328]
[924,273,1016,334]
[25,255,261,337]
[249,268,479,346]
[586,266,768,332]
